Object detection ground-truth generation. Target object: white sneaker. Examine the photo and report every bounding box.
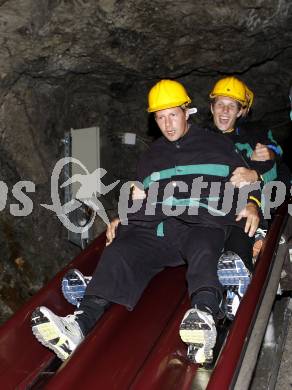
[179,308,217,364]
[31,306,84,361]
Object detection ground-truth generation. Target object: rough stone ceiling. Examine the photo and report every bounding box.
[1,1,292,106]
[0,0,291,322]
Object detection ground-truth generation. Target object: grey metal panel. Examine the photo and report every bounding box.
[64,127,100,248]
[70,126,100,199]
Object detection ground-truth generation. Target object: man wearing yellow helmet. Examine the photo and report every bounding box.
[31,79,261,365]
[209,76,286,319]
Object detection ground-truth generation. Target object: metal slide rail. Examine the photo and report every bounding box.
[208,200,291,390]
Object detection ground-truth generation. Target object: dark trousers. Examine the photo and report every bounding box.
[224,226,254,272]
[85,218,225,310]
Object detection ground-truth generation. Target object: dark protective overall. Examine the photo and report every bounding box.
[77,124,263,331]
[205,123,278,270]
[85,219,225,310]
[216,123,283,269]
[224,225,254,272]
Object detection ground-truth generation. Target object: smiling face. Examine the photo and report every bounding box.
[211,96,243,133]
[154,106,189,141]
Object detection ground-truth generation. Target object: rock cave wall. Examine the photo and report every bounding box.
[0,0,292,322]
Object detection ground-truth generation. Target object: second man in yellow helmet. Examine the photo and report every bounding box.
[208,75,285,319]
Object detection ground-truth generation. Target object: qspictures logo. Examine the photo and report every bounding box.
[0,157,291,232]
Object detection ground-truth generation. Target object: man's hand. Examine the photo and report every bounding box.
[251,143,275,161]
[236,202,260,237]
[106,218,120,246]
[230,167,258,188]
[132,184,146,200]
[253,239,264,260]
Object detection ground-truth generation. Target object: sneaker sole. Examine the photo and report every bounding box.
[179,312,216,364]
[217,257,250,297]
[225,291,240,321]
[218,253,250,320]
[61,269,90,306]
[31,308,72,361]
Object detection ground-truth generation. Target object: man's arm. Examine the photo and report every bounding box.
[230,158,277,187]
[248,127,283,161]
[251,143,275,161]
[249,129,283,183]
[233,127,280,185]
[251,138,290,188]
[230,167,259,187]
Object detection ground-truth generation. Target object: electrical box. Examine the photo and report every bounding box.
[64,126,100,248]
[70,126,100,198]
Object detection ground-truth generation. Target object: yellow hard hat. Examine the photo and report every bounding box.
[244,85,254,111]
[148,79,191,113]
[210,76,248,107]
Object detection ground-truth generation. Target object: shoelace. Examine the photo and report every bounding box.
[65,312,82,328]
[255,228,267,238]
[72,310,83,316]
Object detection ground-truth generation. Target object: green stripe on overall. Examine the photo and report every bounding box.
[143,164,230,189]
[155,196,224,237]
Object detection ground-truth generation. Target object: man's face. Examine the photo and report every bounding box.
[155,106,189,142]
[211,96,243,132]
